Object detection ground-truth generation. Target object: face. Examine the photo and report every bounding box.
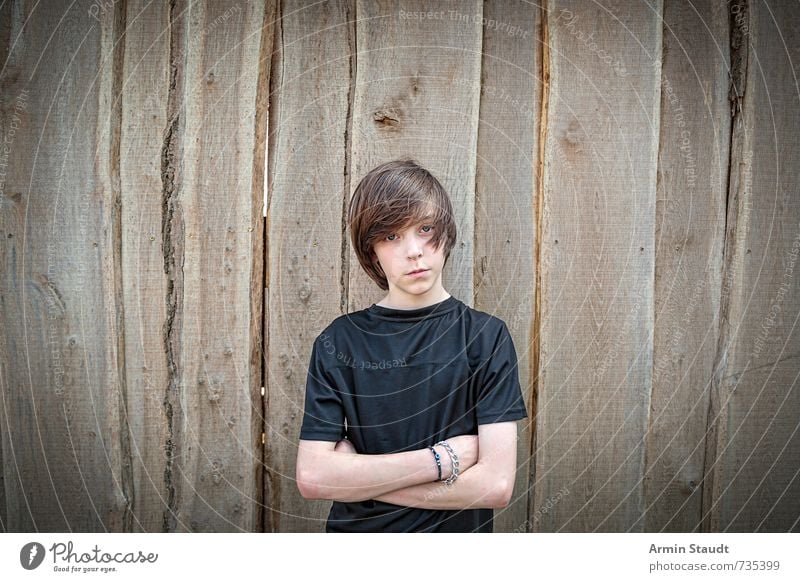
[371,218,448,307]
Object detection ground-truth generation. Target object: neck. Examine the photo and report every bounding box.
[378,288,451,310]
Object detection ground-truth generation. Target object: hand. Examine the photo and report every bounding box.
[437,434,479,478]
[334,438,357,454]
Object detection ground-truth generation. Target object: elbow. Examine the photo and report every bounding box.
[297,460,361,502]
[296,464,324,500]
[297,467,345,501]
[490,477,514,509]
[297,480,320,500]
[297,477,356,502]
[296,474,318,500]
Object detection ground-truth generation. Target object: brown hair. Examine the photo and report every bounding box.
[347,159,457,291]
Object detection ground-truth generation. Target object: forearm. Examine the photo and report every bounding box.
[373,461,512,510]
[298,447,439,502]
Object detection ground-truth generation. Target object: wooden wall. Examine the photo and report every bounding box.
[0,0,797,532]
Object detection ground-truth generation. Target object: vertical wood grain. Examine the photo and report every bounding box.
[119,0,171,533]
[162,0,266,532]
[0,0,129,531]
[704,0,800,532]
[0,0,12,533]
[265,0,353,532]
[474,0,541,533]
[535,0,662,532]
[645,0,730,532]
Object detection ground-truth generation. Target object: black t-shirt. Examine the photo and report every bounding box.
[298,294,528,532]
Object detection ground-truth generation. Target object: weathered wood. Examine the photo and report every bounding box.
[0,0,11,533]
[0,1,129,531]
[119,0,171,533]
[252,0,275,537]
[161,0,266,532]
[644,0,730,532]
[473,0,540,533]
[704,0,800,533]
[347,0,482,310]
[534,0,662,531]
[265,0,353,532]
[1,0,799,535]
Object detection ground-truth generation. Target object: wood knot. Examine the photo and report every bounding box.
[211,460,224,484]
[2,190,22,205]
[373,108,401,129]
[563,119,582,147]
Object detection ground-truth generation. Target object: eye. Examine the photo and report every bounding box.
[386,233,397,241]
[421,225,434,234]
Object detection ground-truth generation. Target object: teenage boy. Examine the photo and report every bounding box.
[296,159,528,532]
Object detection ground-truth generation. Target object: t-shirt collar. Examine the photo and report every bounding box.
[367,295,459,322]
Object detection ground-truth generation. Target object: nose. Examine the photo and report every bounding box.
[405,233,423,258]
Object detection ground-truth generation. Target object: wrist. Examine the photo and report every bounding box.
[421,447,440,482]
[433,444,452,480]
[435,440,460,485]
[428,446,443,482]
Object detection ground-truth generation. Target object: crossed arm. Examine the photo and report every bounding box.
[295,421,519,510]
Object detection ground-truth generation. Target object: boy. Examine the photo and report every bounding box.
[295,159,528,532]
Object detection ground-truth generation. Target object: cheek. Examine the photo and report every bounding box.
[428,242,445,259]
[372,245,396,267]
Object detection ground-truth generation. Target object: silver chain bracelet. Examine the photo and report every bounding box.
[435,440,459,486]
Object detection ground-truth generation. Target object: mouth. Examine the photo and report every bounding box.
[406,268,429,276]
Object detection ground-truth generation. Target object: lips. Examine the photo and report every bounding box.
[407,268,429,275]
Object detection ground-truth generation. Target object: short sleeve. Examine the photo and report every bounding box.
[475,321,528,425]
[298,335,345,441]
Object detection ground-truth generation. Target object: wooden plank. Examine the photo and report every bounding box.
[347,0,483,310]
[0,0,11,533]
[265,0,353,532]
[535,0,661,531]
[162,0,266,532]
[0,1,129,531]
[704,0,800,532]
[644,0,730,532]
[473,0,540,533]
[119,0,171,533]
